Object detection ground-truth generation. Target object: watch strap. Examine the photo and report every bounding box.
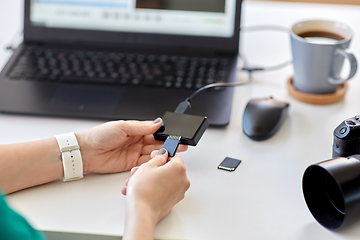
[55,132,84,182]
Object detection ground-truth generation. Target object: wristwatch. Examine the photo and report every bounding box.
[55,132,84,182]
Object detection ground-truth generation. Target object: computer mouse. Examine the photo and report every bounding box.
[242,97,289,141]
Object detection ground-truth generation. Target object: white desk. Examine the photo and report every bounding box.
[2,1,360,239]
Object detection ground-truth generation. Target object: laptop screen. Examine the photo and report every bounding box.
[30,0,236,38]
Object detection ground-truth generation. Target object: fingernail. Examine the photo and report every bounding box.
[157,148,167,156]
[153,117,161,124]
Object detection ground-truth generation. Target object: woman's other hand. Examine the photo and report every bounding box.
[76,118,188,174]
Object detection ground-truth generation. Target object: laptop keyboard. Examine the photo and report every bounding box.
[7,46,231,90]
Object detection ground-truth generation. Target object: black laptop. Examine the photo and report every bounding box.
[0,0,242,126]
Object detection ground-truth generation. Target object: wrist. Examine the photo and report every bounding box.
[128,198,159,222]
[0,138,64,194]
[124,198,158,240]
[74,131,89,173]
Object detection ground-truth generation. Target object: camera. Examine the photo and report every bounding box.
[303,116,360,230]
[333,115,360,158]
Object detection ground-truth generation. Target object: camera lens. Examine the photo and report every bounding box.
[325,174,345,214]
[303,156,360,229]
[303,165,345,229]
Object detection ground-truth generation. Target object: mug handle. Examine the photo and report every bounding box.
[328,48,358,85]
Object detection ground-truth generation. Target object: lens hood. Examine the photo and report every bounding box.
[303,155,360,229]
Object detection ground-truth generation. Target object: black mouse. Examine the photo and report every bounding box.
[242,97,289,141]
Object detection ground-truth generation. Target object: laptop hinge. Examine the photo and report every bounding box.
[23,39,236,57]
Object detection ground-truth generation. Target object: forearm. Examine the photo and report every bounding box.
[0,138,63,194]
[123,200,157,240]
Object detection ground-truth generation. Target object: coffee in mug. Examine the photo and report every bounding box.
[298,31,344,44]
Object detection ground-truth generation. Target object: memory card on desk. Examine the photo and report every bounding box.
[218,157,242,172]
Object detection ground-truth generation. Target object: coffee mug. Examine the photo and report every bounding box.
[290,20,357,94]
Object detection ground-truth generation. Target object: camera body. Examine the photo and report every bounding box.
[333,115,360,158]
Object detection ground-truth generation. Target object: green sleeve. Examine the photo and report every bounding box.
[0,192,46,240]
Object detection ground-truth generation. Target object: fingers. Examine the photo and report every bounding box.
[150,150,186,176]
[141,143,188,158]
[141,144,164,156]
[147,148,169,167]
[122,168,136,196]
[131,167,139,175]
[118,118,163,137]
[164,155,190,192]
[122,152,188,199]
[121,187,127,196]
[150,150,158,159]
[122,151,167,196]
[177,144,188,152]
[162,154,185,169]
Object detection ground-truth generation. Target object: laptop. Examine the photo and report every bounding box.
[0,0,242,126]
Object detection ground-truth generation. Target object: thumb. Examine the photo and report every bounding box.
[147,148,169,167]
[120,118,163,136]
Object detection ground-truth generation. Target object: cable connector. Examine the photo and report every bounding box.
[242,66,265,80]
[174,98,191,114]
[242,67,264,72]
[6,46,16,51]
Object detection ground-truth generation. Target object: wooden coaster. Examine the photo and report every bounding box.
[287,77,347,105]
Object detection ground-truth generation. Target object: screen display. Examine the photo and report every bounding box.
[30,0,236,38]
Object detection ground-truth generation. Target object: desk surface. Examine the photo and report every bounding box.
[2,1,360,239]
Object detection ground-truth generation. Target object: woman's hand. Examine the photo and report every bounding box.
[76,118,188,174]
[122,149,190,240]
